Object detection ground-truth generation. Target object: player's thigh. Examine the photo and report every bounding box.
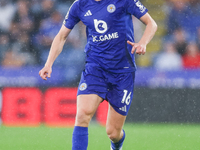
[75,94,103,127]
[106,104,126,138]
[106,104,126,129]
[77,94,102,115]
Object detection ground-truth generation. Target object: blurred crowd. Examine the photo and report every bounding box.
[154,0,200,70]
[0,0,200,71]
[0,0,86,69]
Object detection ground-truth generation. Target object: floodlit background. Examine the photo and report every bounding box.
[0,0,200,150]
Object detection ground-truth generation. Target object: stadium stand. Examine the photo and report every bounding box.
[0,0,200,82]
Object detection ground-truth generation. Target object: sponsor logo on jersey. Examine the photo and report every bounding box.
[94,19,108,34]
[135,1,146,13]
[84,10,92,16]
[107,4,116,13]
[79,83,87,91]
[92,32,119,42]
[93,19,119,42]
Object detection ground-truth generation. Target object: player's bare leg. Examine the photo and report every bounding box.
[72,94,102,150]
[106,104,126,150]
[75,94,102,127]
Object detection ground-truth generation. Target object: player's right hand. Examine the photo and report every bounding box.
[39,66,52,80]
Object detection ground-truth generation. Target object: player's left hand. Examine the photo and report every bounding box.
[127,41,146,55]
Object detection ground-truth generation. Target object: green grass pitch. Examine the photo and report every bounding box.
[0,123,200,150]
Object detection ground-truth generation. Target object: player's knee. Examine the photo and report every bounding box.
[106,126,121,142]
[75,108,93,126]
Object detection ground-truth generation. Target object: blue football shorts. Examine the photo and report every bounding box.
[77,64,135,116]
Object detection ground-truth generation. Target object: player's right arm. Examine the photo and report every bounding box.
[39,25,71,80]
[39,0,80,80]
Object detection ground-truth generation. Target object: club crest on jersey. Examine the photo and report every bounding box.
[79,83,87,91]
[107,4,116,13]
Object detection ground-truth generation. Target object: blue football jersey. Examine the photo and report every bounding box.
[63,0,148,73]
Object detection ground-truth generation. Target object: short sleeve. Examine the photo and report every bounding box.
[63,0,80,29]
[126,0,148,19]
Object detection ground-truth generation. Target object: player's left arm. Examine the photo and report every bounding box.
[127,13,157,55]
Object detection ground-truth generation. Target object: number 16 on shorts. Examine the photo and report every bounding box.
[121,90,131,105]
[119,90,132,113]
